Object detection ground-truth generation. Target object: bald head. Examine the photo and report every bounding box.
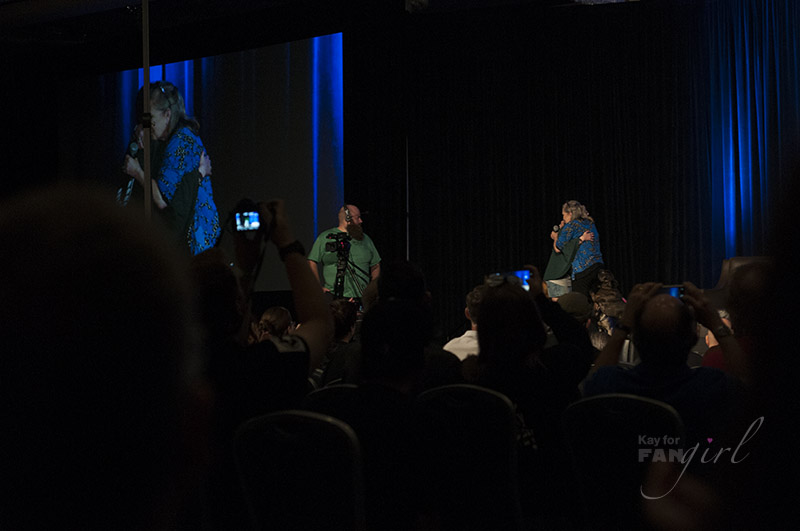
[337,204,362,228]
[634,294,697,366]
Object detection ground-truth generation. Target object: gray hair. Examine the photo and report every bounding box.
[562,200,594,223]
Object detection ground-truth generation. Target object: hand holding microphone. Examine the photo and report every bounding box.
[550,220,564,241]
[127,141,140,158]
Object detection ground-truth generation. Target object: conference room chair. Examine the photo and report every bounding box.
[233,409,366,531]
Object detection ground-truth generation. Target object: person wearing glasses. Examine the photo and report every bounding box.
[124,81,221,255]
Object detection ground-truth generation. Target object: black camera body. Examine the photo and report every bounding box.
[325,232,351,253]
[659,284,685,298]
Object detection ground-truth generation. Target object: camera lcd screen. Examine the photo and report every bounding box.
[505,269,531,291]
[235,212,260,231]
[659,285,684,298]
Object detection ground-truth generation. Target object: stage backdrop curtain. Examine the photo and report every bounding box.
[387,0,800,339]
[704,0,800,261]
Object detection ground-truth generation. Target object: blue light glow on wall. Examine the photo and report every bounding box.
[313,40,320,234]
[311,33,344,235]
[118,35,344,236]
[706,0,800,260]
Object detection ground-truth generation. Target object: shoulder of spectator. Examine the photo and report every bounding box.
[534,292,562,315]
[580,365,623,396]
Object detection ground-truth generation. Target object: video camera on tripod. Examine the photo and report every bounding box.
[325,231,351,253]
[325,232,352,299]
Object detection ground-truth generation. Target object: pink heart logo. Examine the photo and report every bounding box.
[707,438,713,443]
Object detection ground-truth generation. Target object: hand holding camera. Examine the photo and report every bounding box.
[258,200,295,249]
[680,281,723,331]
[618,282,663,330]
[522,265,544,297]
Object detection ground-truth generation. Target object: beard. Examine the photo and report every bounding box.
[346,223,364,241]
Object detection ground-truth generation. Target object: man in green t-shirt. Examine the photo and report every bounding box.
[308,204,381,299]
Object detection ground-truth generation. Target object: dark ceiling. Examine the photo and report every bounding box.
[0,0,578,48]
[0,0,356,75]
[0,0,643,76]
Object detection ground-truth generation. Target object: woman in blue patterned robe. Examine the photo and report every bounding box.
[125,81,220,255]
[552,200,604,296]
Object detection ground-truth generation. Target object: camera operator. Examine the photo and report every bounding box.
[307,204,381,301]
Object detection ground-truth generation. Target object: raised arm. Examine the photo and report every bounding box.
[262,200,333,374]
[590,282,662,375]
[682,281,749,386]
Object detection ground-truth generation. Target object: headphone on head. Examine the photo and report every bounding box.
[343,204,352,223]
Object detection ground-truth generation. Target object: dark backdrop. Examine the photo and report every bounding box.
[345,0,800,338]
[3,0,798,339]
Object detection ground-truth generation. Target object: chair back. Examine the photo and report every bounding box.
[416,384,524,531]
[304,383,359,411]
[233,409,366,531]
[562,393,685,530]
[707,255,773,309]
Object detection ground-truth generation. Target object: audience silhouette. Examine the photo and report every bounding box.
[3,179,795,530]
[0,184,211,530]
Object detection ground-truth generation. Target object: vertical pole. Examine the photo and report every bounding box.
[142,0,152,222]
[405,135,410,260]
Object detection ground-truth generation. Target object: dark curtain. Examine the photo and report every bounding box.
[383,0,800,338]
[704,0,800,260]
[4,1,798,337]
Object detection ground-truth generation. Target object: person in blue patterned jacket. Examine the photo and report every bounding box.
[550,200,604,296]
[125,81,220,255]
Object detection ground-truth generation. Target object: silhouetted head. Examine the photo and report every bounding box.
[466,284,487,325]
[259,306,294,337]
[190,248,245,342]
[0,183,205,529]
[633,294,697,368]
[330,299,358,341]
[477,279,547,369]
[377,260,429,305]
[359,299,430,389]
[557,291,592,324]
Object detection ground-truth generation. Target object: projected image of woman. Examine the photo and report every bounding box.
[551,200,604,296]
[125,81,221,255]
